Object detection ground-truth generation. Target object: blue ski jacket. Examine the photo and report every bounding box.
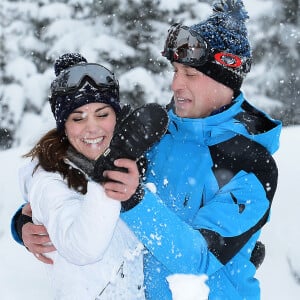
[122,93,282,300]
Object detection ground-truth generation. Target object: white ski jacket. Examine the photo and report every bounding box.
[19,161,145,300]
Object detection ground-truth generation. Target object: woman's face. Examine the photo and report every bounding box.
[65,102,116,160]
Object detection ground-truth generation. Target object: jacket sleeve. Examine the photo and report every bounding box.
[193,170,270,266]
[122,188,214,274]
[11,160,36,245]
[10,204,25,245]
[121,169,270,275]
[29,171,121,265]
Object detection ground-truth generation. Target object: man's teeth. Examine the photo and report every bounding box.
[83,137,103,144]
[177,98,187,102]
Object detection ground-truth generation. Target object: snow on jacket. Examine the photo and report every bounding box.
[122,92,282,300]
[19,161,145,300]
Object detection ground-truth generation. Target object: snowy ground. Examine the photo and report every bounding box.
[0,125,300,299]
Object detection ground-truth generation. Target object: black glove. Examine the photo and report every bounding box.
[14,208,33,243]
[92,103,169,182]
[120,156,147,212]
[250,241,265,269]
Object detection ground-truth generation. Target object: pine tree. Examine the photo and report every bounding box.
[89,0,171,107]
[1,0,174,148]
[0,1,23,149]
[247,0,300,125]
[273,0,300,125]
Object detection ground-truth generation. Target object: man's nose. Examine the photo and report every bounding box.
[171,72,186,92]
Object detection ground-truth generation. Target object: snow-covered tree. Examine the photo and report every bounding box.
[273,0,300,125]
[1,0,299,149]
[245,0,300,125]
[0,0,173,148]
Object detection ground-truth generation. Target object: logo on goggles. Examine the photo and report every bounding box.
[214,52,242,68]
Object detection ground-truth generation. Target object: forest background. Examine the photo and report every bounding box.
[0,0,299,149]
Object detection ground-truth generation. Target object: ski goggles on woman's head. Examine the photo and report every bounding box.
[50,63,119,98]
[162,23,211,67]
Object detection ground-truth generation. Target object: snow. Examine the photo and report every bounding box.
[167,274,209,300]
[0,125,300,299]
[0,84,25,129]
[256,126,300,299]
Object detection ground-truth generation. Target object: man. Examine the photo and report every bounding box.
[12,1,281,299]
[121,0,281,299]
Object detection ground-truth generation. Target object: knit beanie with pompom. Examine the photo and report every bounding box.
[163,0,252,95]
[49,53,120,132]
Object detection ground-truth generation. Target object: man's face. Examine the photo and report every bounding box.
[171,62,234,118]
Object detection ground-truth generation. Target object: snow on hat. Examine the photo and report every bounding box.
[54,52,87,76]
[164,0,252,94]
[49,53,120,132]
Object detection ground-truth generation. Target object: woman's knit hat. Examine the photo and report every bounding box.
[49,53,120,132]
[163,0,252,94]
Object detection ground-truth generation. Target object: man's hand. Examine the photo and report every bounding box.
[102,158,140,201]
[22,202,33,216]
[21,203,56,264]
[93,103,168,182]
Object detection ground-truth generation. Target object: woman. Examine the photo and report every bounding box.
[19,53,145,299]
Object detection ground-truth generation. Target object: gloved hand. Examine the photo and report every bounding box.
[250,241,265,269]
[92,103,169,182]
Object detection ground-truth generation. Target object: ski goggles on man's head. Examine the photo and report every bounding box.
[161,23,211,67]
[50,63,119,98]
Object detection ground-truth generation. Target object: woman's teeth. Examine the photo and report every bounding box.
[83,137,103,144]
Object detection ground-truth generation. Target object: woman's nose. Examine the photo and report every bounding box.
[85,117,100,133]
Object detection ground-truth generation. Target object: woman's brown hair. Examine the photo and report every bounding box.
[24,129,88,194]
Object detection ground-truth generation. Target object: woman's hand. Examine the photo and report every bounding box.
[102,158,140,201]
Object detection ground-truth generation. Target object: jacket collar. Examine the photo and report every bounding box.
[167,92,281,153]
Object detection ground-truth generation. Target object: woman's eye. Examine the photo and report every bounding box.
[73,117,83,122]
[97,113,109,118]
